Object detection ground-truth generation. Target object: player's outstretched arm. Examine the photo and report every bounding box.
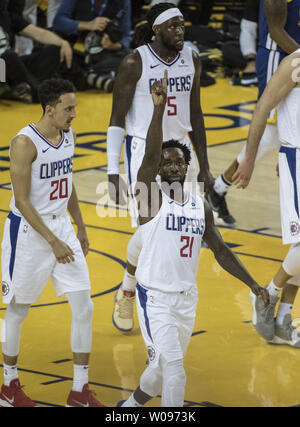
[232,52,300,189]
[202,199,269,306]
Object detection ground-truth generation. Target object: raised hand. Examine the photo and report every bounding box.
[151,69,168,107]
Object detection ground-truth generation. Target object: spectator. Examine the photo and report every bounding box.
[0,0,73,103]
[53,0,132,92]
[15,0,61,55]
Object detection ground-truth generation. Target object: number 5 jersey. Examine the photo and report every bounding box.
[126,43,195,141]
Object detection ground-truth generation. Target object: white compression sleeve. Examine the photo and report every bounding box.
[1,301,30,357]
[107,126,125,175]
[66,290,94,353]
[240,19,258,57]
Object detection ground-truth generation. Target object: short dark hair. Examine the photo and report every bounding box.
[133,2,176,46]
[162,140,191,165]
[38,78,75,112]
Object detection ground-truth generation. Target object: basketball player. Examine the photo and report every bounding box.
[208,0,300,225]
[208,0,300,347]
[0,79,103,407]
[233,48,300,347]
[109,2,214,332]
[116,72,269,407]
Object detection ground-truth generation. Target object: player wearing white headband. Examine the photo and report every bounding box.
[107,2,215,333]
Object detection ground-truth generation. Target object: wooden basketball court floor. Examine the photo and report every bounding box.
[0,77,299,408]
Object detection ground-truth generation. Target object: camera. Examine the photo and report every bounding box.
[104,9,125,43]
[84,9,125,56]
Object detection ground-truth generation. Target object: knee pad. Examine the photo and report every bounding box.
[68,291,94,323]
[283,243,300,277]
[140,365,162,397]
[2,302,30,356]
[5,301,30,324]
[160,357,186,407]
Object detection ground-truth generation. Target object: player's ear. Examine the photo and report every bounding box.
[45,104,54,117]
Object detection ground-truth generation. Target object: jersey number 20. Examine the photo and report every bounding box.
[50,178,68,200]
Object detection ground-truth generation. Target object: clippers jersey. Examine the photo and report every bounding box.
[126,43,194,140]
[277,49,300,148]
[135,191,205,293]
[10,124,74,217]
[258,0,300,53]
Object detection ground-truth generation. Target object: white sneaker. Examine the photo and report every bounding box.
[268,314,300,347]
[112,287,135,332]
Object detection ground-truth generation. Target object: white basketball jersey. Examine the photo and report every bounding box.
[135,191,205,292]
[10,124,74,216]
[126,43,194,140]
[278,49,300,148]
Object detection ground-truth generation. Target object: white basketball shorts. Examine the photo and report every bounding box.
[1,212,91,304]
[278,146,300,245]
[124,134,199,227]
[136,283,198,367]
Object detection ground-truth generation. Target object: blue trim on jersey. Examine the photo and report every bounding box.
[147,44,180,67]
[8,212,21,280]
[280,146,299,217]
[168,192,190,207]
[125,135,133,196]
[136,283,153,342]
[28,124,65,149]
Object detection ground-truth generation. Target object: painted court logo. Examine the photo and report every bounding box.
[290,221,300,236]
[2,281,9,296]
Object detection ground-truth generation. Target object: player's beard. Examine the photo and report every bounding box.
[161,34,180,53]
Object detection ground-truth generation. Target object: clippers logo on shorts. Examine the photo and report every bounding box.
[147,346,156,362]
[2,281,9,296]
[290,221,300,236]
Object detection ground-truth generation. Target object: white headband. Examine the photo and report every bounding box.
[152,8,183,29]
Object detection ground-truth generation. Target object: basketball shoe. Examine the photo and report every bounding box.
[250,286,279,341]
[206,189,236,226]
[0,379,38,407]
[112,287,135,332]
[268,314,300,347]
[66,384,104,407]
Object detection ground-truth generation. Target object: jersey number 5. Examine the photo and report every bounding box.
[180,236,194,258]
[167,96,177,116]
[50,178,68,200]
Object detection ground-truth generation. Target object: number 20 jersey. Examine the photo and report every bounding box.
[10,124,74,217]
[125,43,195,141]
